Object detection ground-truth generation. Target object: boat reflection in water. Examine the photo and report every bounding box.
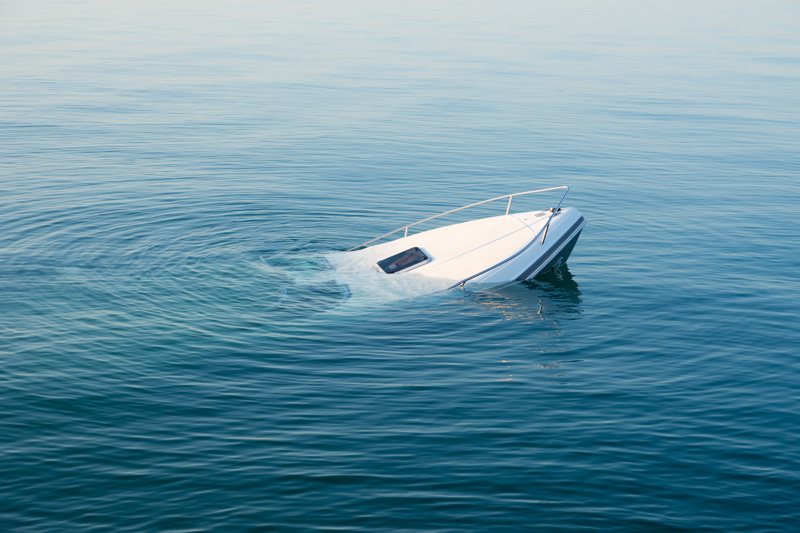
[463,266,584,382]
[466,265,583,325]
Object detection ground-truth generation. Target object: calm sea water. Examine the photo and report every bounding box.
[2,1,800,531]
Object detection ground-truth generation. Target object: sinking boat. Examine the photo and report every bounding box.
[344,186,586,290]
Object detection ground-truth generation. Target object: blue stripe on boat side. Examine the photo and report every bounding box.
[515,216,585,281]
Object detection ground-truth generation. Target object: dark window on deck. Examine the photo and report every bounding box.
[377,247,430,274]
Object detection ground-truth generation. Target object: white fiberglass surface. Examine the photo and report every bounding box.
[326,209,572,301]
[473,208,584,285]
[268,208,581,310]
[342,211,553,279]
[325,251,454,305]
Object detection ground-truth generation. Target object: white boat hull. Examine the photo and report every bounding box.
[344,207,585,289]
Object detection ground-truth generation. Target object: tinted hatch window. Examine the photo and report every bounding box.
[377,247,429,274]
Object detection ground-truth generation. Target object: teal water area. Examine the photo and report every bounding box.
[2,1,799,531]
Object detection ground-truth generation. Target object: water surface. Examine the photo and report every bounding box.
[2,1,800,531]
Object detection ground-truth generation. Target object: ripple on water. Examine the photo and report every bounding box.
[2,0,800,531]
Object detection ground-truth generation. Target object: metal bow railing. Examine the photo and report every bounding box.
[347,186,569,252]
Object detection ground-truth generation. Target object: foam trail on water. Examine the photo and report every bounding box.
[325,250,453,306]
[250,249,454,318]
[276,285,288,305]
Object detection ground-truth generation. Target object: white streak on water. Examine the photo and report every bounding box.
[276,284,288,305]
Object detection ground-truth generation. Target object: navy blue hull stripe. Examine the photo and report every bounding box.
[515,216,585,281]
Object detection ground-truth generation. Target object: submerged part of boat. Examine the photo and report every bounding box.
[342,186,586,290]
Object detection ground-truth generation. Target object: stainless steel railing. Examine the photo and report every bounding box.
[347,186,569,252]
[448,187,573,289]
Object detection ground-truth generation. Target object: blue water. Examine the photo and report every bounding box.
[2,1,800,531]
